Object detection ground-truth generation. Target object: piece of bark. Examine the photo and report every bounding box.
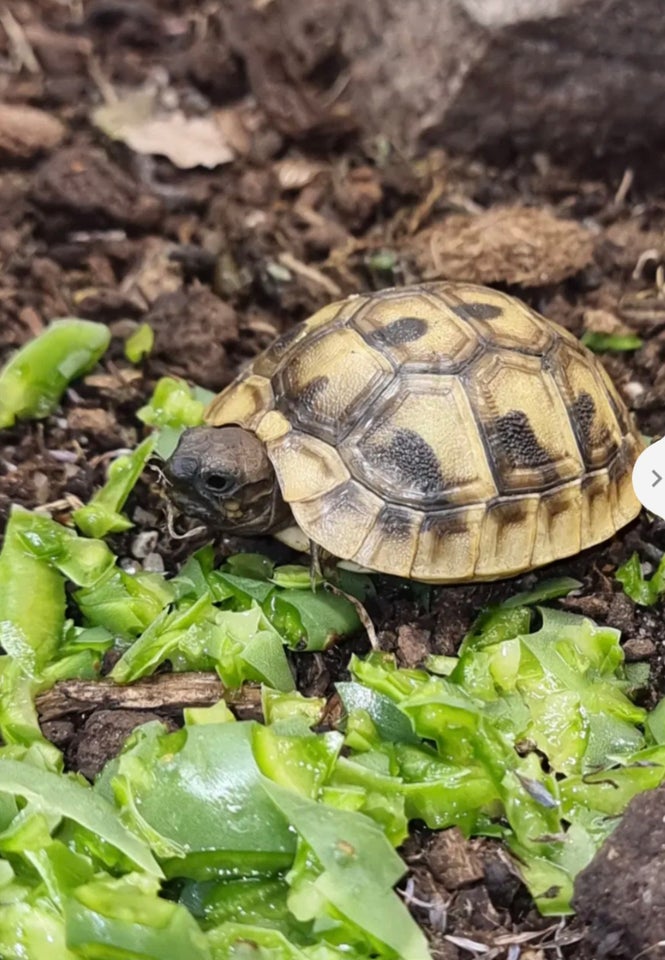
[221,0,665,163]
[36,673,225,721]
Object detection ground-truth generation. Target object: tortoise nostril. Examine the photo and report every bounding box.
[202,472,235,495]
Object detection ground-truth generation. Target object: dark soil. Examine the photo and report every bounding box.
[573,782,665,957]
[1,2,665,957]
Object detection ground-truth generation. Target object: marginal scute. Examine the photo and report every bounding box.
[201,281,644,583]
[411,507,484,581]
[267,431,349,503]
[580,472,615,548]
[353,504,422,578]
[609,435,643,527]
[532,483,582,568]
[475,497,540,579]
[291,480,383,561]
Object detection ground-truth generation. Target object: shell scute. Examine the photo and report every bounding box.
[549,341,624,470]
[466,351,584,493]
[273,326,394,444]
[430,282,554,354]
[351,287,480,371]
[205,373,274,430]
[341,375,496,508]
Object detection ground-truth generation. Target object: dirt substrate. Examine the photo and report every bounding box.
[1,2,665,957]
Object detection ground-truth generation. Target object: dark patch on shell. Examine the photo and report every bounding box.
[285,375,329,417]
[488,499,529,527]
[571,391,596,453]
[452,302,502,321]
[272,323,305,353]
[492,410,554,469]
[608,438,631,481]
[572,390,618,466]
[254,322,306,376]
[368,316,428,346]
[377,506,416,541]
[421,510,470,538]
[360,427,447,497]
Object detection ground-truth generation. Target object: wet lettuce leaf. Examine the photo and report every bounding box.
[616,552,665,606]
[73,435,157,538]
[0,318,110,429]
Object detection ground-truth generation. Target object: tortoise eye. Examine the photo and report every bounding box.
[202,472,235,495]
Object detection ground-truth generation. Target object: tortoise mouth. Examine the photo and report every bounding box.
[167,476,278,532]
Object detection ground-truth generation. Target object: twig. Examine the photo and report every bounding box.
[0,7,40,73]
[277,251,342,298]
[37,672,227,721]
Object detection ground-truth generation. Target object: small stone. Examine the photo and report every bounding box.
[132,505,158,525]
[131,530,159,560]
[622,636,657,661]
[395,623,431,668]
[0,104,65,159]
[67,407,117,435]
[32,471,50,505]
[143,552,165,573]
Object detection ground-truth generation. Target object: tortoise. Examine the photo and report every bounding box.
[165,282,643,583]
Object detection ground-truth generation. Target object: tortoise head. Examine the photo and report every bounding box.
[164,426,289,533]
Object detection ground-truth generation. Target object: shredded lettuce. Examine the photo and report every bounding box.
[0,319,110,428]
[616,551,665,606]
[1,337,665,958]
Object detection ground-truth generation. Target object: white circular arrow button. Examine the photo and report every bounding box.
[632,436,665,520]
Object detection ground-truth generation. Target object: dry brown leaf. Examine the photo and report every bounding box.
[93,91,234,169]
[411,205,594,286]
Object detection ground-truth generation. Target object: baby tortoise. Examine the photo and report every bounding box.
[165,282,643,582]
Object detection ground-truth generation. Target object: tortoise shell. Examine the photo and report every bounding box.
[205,282,643,582]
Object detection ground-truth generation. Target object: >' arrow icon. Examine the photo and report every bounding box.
[633,443,665,520]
